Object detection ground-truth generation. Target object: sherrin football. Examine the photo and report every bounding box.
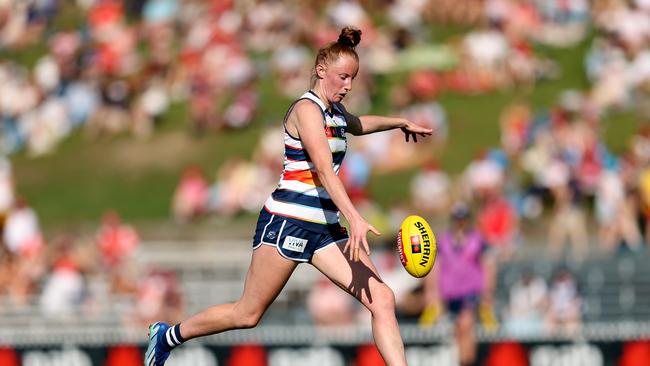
[397,215,436,278]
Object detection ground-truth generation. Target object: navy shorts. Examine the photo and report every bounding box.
[252,208,349,262]
[445,294,480,317]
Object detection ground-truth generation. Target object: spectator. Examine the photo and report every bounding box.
[631,124,650,166]
[0,157,14,233]
[171,165,210,223]
[400,73,448,148]
[64,77,100,130]
[26,95,71,157]
[545,160,588,261]
[0,198,45,308]
[87,79,132,138]
[463,152,505,201]
[410,160,451,216]
[96,210,139,268]
[271,43,312,98]
[307,276,357,327]
[95,210,139,295]
[223,82,258,130]
[423,203,496,366]
[39,236,85,318]
[252,126,284,173]
[425,0,484,25]
[132,269,184,327]
[500,103,532,157]
[0,245,16,307]
[188,68,216,134]
[545,267,582,334]
[463,24,510,85]
[533,0,590,47]
[0,243,42,309]
[208,158,276,217]
[477,190,519,261]
[504,269,548,336]
[595,160,641,253]
[131,76,170,138]
[339,150,372,205]
[3,197,43,258]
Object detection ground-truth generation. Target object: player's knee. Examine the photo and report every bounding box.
[368,284,396,316]
[233,301,265,329]
[237,310,263,329]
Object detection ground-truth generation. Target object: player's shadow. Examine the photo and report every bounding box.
[337,245,384,304]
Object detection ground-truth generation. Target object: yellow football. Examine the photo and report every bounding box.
[397,215,436,278]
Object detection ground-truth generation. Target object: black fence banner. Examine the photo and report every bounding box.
[4,339,650,366]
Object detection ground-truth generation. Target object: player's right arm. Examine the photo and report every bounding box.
[286,100,380,261]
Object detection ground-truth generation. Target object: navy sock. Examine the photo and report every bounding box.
[162,324,186,351]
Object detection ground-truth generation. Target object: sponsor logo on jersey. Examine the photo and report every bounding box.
[324,126,346,138]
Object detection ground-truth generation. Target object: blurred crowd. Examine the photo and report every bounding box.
[0,158,182,326]
[1,0,650,342]
[0,0,586,157]
[166,0,650,263]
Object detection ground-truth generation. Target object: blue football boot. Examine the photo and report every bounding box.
[144,322,171,366]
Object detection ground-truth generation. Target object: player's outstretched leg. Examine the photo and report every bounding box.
[143,245,297,365]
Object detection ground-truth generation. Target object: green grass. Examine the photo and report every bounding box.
[368,168,418,207]
[437,91,510,173]
[602,111,640,154]
[12,114,270,227]
[0,43,49,70]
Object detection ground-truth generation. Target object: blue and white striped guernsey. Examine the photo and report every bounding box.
[263,91,348,233]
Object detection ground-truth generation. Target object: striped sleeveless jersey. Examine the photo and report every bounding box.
[263,91,347,233]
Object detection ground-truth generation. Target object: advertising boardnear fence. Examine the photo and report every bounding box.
[3,340,647,366]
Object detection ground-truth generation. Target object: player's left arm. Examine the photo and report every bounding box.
[342,104,433,142]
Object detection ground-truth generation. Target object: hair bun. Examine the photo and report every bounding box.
[337,26,362,48]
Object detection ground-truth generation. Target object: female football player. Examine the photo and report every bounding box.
[145,26,433,366]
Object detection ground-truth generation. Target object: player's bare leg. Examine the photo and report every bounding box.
[311,242,407,366]
[456,308,477,366]
[180,245,298,338]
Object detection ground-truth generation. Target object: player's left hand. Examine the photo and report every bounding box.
[400,120,433,143]
[344,215,381,262]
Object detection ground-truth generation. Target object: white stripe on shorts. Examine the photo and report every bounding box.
[276,220,287,246]
[261,214,275,242]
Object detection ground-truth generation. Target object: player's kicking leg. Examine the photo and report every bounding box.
[143,245,297,365]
